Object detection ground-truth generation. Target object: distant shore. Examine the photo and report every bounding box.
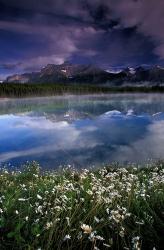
[1,83,164,98]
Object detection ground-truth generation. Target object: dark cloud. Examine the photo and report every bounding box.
[108,0,164,59]
[0,0,164,78]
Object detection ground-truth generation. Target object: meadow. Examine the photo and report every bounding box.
[0,162,163,250]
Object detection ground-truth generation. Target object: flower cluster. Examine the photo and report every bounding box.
[0,161,163,249]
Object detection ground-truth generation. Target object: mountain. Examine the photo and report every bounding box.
[5,62,126,84]
[6,72,39,83]
[5,63,164,85]
[123,66,164,83]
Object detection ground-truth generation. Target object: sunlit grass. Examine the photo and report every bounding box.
[0,161,164,249]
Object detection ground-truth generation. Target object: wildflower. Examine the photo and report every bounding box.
[36,206,43,214]
[63,234,71,241]
[132,236,140,250]
[54,206,62,212]
[45,222,53,230]
[0,208,3,213]
[132,236,140,242]
[33,174,38,178]
[81,224,92,234]
[18,198,26,201]
[15,210,19,214]
[55,218,60,222]
[25,216,29,221]
[106,208,110,214]
[37,194,42,200]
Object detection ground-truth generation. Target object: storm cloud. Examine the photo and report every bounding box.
[0,0,164,78]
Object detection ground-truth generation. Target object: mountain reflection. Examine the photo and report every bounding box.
[0,94,164,168]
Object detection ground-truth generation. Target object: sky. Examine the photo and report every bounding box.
[0,0,164,79]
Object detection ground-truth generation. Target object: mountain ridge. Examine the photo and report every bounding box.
[5,63,164,85]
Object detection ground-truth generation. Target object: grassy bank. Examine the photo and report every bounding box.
[1,83,164,98]
[0,162,164,250]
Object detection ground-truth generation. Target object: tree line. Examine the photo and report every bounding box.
[0,83,164,97]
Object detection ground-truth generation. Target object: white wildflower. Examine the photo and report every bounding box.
[45,222,53,230]
[81,224,92,234]
[37,194,42,200]
[25,216,29,221]
[63,234,71,241]
[18,198,26,201]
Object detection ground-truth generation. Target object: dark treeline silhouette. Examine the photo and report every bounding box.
[0,83,164,97]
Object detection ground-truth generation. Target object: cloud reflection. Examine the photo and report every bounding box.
[1,109,161,168]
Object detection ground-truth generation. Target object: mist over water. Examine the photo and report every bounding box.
[0,94,164,169]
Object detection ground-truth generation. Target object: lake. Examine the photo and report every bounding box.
[0,94,164,169]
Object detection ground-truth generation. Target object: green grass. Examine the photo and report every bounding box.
[1,83,164,98]
[0,161,164,249]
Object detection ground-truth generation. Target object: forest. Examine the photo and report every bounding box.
[1,83,164,97]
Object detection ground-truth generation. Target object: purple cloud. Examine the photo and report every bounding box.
[0,0,164,77]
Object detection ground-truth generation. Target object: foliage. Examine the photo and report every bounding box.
[0,161,164,249]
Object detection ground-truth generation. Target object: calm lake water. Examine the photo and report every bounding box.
[0,94,164,169]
